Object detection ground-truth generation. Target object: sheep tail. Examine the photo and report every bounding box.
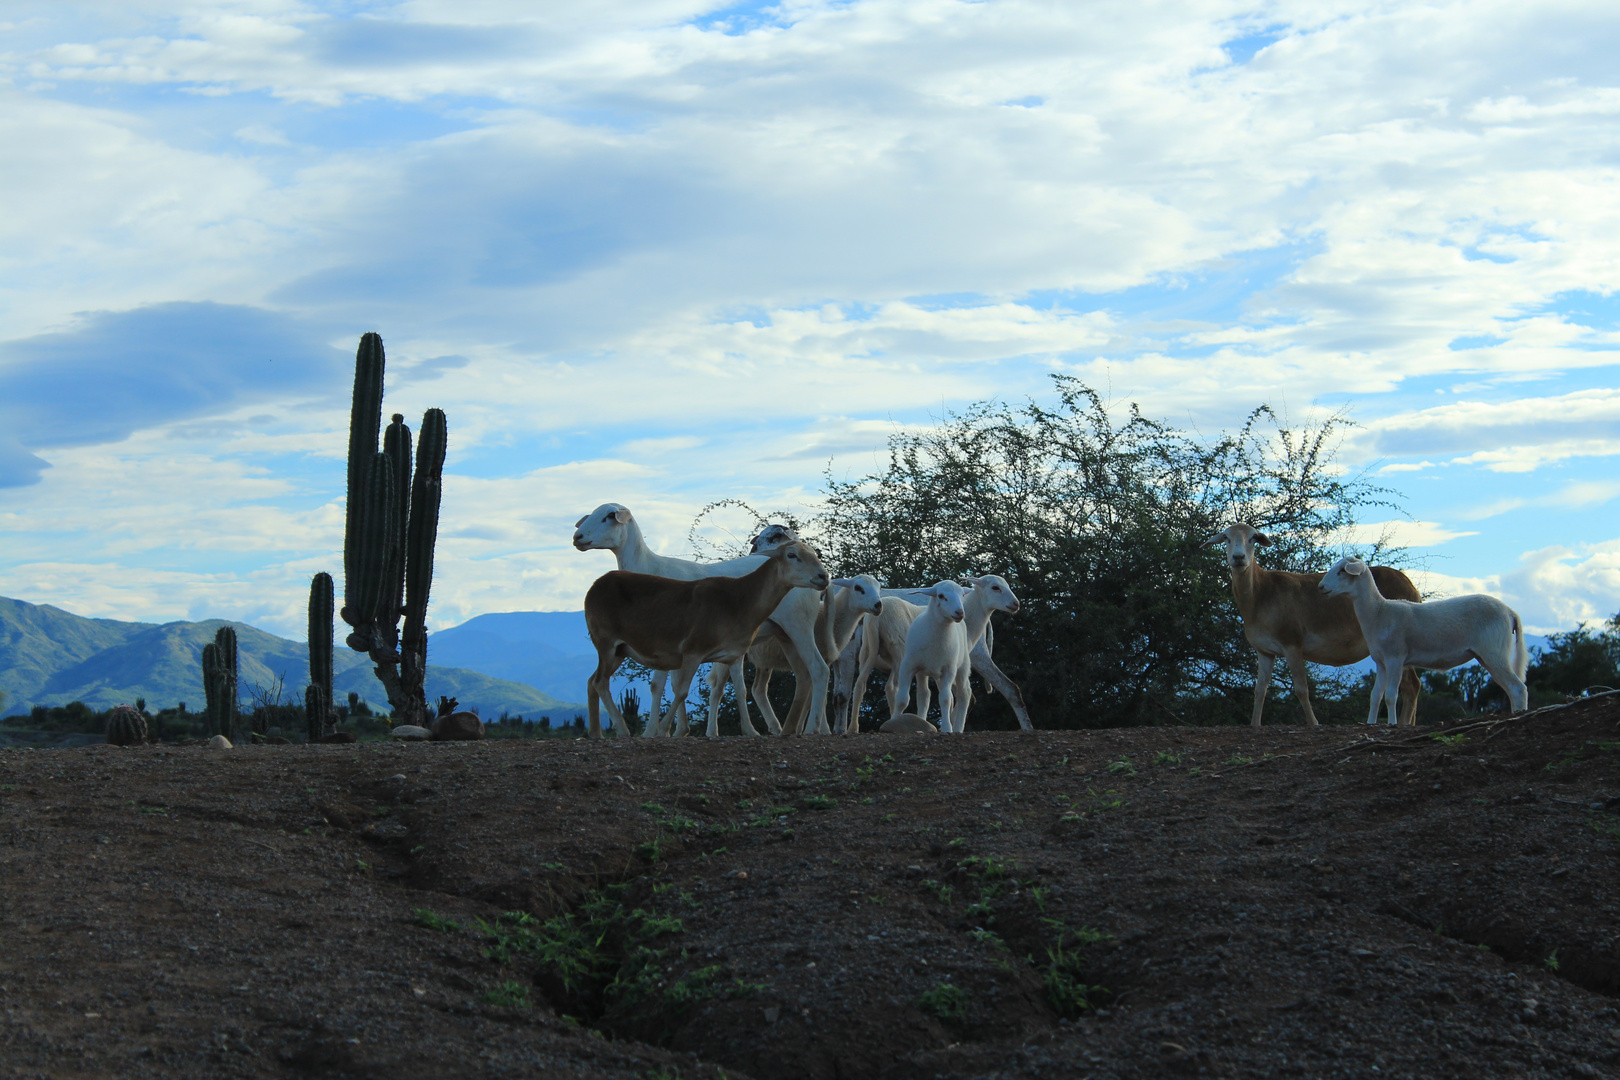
[1512,612,1529,680]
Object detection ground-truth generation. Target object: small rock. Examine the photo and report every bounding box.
[391,726,432,741]
[763,1006,780,1024]
[879,713,938,734]
[432,712,486,741]
[207,735,232,750]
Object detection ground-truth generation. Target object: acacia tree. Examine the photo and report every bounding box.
[813,376,1401,728]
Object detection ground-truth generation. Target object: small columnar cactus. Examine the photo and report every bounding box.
[105,704,147,746]
[307,571,335,740]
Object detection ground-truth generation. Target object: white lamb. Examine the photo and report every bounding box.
[1319,556,1529,724]
[894,581,970,734]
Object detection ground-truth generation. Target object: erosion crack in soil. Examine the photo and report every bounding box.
[2,697,1619,1079]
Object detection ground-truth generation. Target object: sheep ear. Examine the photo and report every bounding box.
[574,515,587,528]
[1253,532,1272,546]
[1346,559,1367,576]
[612,508,632,524]
[1203,531,1229,546]
[906,589,936,598]
[830,578,855,587]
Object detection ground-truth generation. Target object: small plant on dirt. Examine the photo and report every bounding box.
[1107,759,1137,776]
[414,908,461,933]
[1429,733,1469,747]
[804,795,837,811]
[968,928,1006,950]
[641,802,666,814]
[481,980,531,1008]
[959,855,1014,880]
[1225,754,1254,767]
[947,837,966,849]
[917,982,968,1020]
[1040,923,1114,1017]
[1544,949,1561,972]
[1029,885,1051,914]
[1589,813,1620,845]
[1152,750,1181,765]
[922,880,956,905]
[636,837,665,863]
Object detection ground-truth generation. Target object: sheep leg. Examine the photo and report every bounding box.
[937,674,956,736]
[1396,667,1421,727]
[1382,666,1402,727]
[645,669,671,737]
[1250,651,1276,727]
[666,664,700,738]
[948,666,972,733]
[588,653,628,738]
[771,618,831,736]
[747,663,779,737]
[728,659,757,735]
[969,640,1031,730]
[1479,656,1530,713]
[1365,663,1390,726]
[831,629,861,734]
[702,663,731,738]
[1282,650,1319,727]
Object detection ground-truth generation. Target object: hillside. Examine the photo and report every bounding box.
[0,596,585,719]
[0,696,1614,1079]
[428,610,596,703]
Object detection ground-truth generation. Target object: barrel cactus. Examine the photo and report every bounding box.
[105,705,147,747]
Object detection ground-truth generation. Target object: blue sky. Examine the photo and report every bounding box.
[0,0,1616,640]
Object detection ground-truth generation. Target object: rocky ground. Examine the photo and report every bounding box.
[2,695,1618,1080]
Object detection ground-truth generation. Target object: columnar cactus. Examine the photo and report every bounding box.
[307,571,335,740]
[202,626,239,739]
[337,333,448,727]
[105,704,147,747]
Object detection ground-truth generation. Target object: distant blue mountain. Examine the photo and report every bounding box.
[430,611,596,704]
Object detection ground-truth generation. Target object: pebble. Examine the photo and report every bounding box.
[207,735,232,750]
[391,726,432,741]
[879,714,938,734]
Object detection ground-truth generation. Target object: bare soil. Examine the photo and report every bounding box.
[3,697,1619,1080]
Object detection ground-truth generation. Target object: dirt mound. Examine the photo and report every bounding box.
[1,696,1617,1079]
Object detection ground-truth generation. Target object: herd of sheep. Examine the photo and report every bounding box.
[573,504,1530,737]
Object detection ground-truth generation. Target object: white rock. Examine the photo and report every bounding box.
[207,735,233,749]
[390,725,432,741]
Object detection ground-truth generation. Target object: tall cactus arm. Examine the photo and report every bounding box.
[342,333,385,630]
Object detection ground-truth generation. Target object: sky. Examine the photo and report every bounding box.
[0,0,1616,643]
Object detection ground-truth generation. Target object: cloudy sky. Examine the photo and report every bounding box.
[0,0,1616,642]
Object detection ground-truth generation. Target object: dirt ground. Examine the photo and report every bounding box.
[2,696,1619,1080]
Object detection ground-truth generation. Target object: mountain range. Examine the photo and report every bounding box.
[0,596,588,720]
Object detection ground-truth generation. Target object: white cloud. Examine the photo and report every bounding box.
[1334,520,1479,549]
[1414,541,1620,634]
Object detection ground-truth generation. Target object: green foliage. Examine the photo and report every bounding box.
[473,885,734,1033]
[481,980,531,1008]
[813,376,1399,728]
[916,982,968,1020]
[414,908,461,933]
[1529,617,1620,696]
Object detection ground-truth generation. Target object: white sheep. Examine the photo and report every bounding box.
[894,581,970,734]
[747,574,884,735]
[844,578,1027,732]
[1319,556,1529,724]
